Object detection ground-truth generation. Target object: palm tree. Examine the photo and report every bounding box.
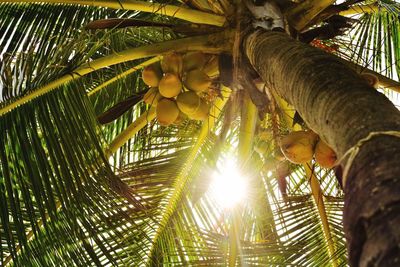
[0,0,399,266]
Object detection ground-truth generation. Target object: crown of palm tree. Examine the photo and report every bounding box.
[0,0,399,266]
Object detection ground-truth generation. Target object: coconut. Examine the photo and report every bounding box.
[203,55,219,77]
[158,73,182,98]
[156,98,180,126]
[279,131,318,164]
[188,99,209,120]
[183,52,206,72]
[161,52,183,75]
[142,63,162,87]
[176,91,201,115]
[315,139,337,168]
[143,87,163,106]
[173,111,187,125]
[184,69,211,92]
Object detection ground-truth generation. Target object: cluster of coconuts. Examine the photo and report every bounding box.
[142,51,219,126]
[279,130,337,168]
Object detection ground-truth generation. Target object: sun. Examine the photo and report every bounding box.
[209,158,248,209]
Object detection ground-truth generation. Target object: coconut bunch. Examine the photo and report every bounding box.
[141,52,219,126]
[279,130,337,168]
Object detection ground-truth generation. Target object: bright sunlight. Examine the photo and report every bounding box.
[209,158,248,209]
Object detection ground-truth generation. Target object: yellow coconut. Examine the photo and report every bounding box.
[188,99,210,120]
[176,91,201,115]
[184,69,212,92]
[173,111,187,125]
[142,63,162,87]
[183,52,206,72]
[361,73,379,89]
[279,131,318,164]
[143,87,163,106]
[158,73,182,98]
[156,98,180,126]
[202,55,219,77]
[161,52,183,75]
[314,139,337,168]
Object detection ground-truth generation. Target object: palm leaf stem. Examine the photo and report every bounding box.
[238,93,257,159]
[106,108,156,157]
[0,31,233,116]
[303,163,337,267]
[0,0,226,26]
[228,94,258,266]
[228,208,241,267]
[285,0,336,31]
[88,56,161,96]
[340,57,400,93]
[145,87,231,266]
[339,3,379,16]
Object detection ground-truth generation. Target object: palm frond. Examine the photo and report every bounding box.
[0,0,226,26]
[0,84,148,266]
[338,1,400,80]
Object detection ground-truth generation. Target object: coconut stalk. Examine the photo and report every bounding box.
[145,87,231,266]
[272,91,336,263]
[285,0,336,31]
[244,29,400,266]
[0,30,233,116]
[303,163,338,267]
[0,0,226,26]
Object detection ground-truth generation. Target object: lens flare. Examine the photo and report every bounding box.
[209,159,247,209]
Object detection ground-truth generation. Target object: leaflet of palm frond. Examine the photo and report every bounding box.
[97,91,147,124]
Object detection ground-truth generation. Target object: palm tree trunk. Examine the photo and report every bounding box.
[244,30,400,267]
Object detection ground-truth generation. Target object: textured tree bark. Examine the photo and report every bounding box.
[244,30,400,267]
